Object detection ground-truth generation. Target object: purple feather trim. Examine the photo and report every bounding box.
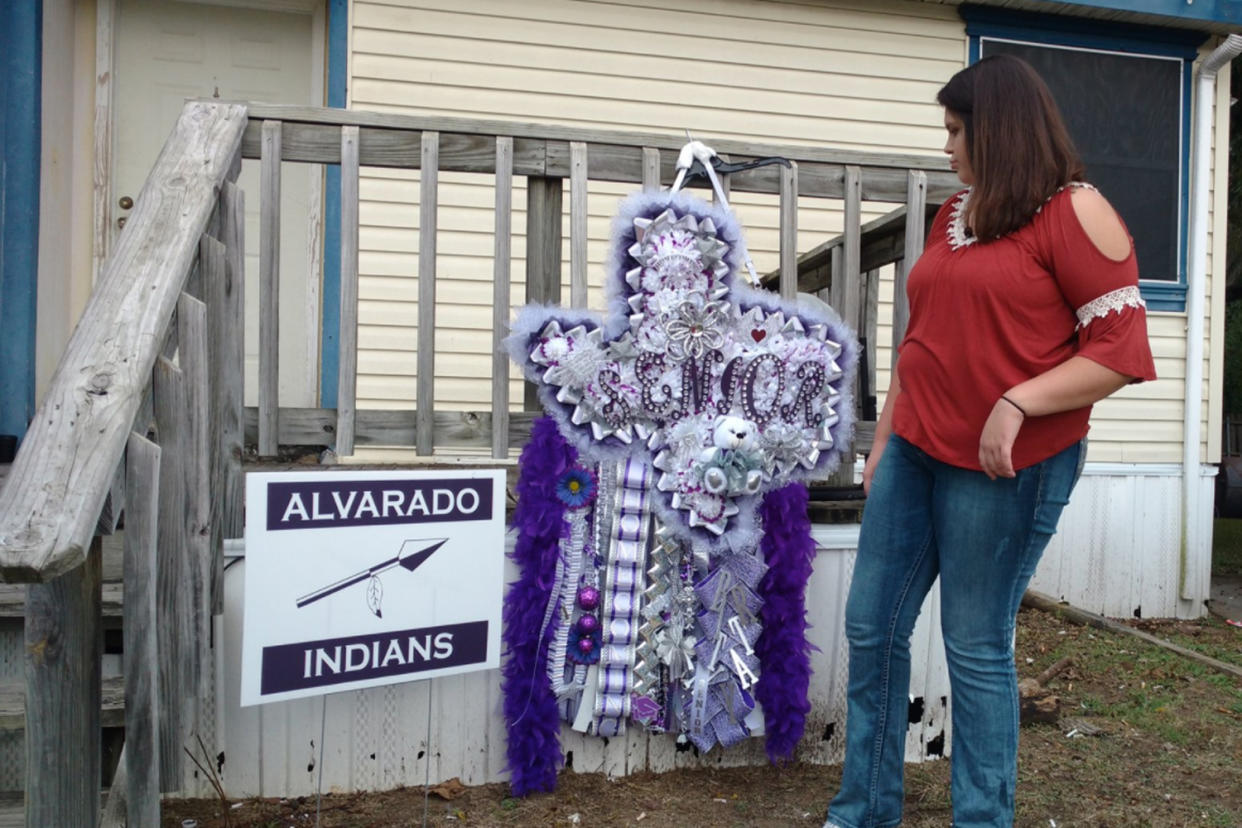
[755,482,816,763]
[501,416,577,796]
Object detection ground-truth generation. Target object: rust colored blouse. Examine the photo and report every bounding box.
[893,185,1158,471]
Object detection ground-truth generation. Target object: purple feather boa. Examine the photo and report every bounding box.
[755,482,816,762]
[501,416,577,796]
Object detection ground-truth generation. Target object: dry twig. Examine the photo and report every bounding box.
[184,734,232,828]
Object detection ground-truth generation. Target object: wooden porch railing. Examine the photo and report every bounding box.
[233,101,957,463]
[0,99,956,824]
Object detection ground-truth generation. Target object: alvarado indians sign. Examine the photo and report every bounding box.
[240,470,505,706]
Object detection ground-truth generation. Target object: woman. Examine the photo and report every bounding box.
[824,55,1156,828]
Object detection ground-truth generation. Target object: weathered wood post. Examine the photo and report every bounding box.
[779,160,799,302]
[124,432,162,826]
[824,166,863,488]
[569,141,589,310]
[258,120,283,457]
[24,539,102,828]
[523,176,563,411]
[210,179,246,615]
[154,357,188,790]
[893,170,927,367]
[178,289,213,791]
[491,136,514,459]
[416,131,440,456]
[336,125,361,456]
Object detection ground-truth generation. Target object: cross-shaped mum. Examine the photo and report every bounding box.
[510,191,858,543]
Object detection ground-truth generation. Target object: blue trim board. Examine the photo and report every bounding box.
[1178,53,1193,307]
[0,2,43,444]
[1140,281,1190,312]
[320,0,348,409]
[967,6,1197,311]
[1031,0,1242,28]
[962,5,1206,57]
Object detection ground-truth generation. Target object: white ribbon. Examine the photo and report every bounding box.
[668,137,761,287]
[547,509,589,699]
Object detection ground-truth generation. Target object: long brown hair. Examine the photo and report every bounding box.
[937,54,1085,241]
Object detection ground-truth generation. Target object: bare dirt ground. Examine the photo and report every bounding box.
[165,607,1242,828]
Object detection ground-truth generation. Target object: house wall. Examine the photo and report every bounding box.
[345,0,1227,473]
[1031,465,1217,619]
[37,0,97,402]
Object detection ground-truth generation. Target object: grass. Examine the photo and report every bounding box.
[1142,616,1242,669]
[1010,608,1242,826]
[1072,650,1199,743]
[1027,621,1242,744]
[1213,517,1242,575]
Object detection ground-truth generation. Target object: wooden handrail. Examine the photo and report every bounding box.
[0,101,247,582]
[760,201,941,292]
[232,101,955,173]
[228,101,961,204]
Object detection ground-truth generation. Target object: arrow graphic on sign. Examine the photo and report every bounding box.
[295,537,448,617]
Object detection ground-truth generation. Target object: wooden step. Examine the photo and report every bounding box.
[0,676,125,732]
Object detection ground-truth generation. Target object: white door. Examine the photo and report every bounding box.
[112,0,319,407]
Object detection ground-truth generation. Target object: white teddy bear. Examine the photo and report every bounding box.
[698,415,764,496]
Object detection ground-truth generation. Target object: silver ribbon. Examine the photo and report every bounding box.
[592,458,653,737]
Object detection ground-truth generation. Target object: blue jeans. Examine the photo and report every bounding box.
[826,434,1084,828]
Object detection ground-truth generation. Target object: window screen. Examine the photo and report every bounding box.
[980,39,1182,282]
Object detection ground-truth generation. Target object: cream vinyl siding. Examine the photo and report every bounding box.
[347,0,1220,467]
[348,0,960,462]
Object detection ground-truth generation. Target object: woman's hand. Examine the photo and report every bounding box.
[978,357,1130,479]
[978,398,1025,479]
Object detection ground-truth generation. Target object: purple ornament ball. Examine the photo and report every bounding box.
[576,636,596,655]
[577,586,601,611]
[577,614,599,634]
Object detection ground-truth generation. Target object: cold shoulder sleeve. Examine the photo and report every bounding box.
[1038,186,1157,383]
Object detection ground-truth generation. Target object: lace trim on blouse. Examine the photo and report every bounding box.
[946,189,975,250]
[945,181,1099,251]
[1076,285,1146,330]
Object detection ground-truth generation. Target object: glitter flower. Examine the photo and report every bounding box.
[555,465,598,509]
[664,296,727,361]
[567,625,602,665]
[641,228,708,294]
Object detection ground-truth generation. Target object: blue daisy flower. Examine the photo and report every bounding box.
[567,625,602,665]
[556,466,598,509]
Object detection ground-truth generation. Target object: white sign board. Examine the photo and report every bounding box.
[240,469,505,706]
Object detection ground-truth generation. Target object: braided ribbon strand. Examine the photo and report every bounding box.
[592,458,653,736]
